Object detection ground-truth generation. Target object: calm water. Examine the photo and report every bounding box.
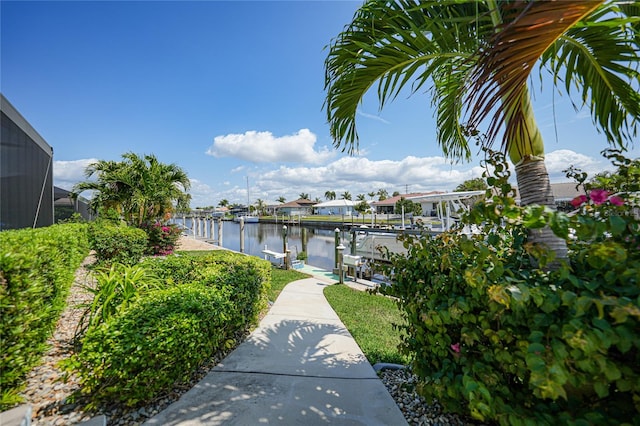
[178,219,352,271]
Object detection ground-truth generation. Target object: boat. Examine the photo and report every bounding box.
[350,190,485,261]
[234,215,259,223]
[234,176,259,223]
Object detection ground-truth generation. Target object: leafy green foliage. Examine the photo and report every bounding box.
[67,284,233,406]
[88,222,147,265]
[381,150,640,424]
[67,251,272,407]
[0,223,89,409]
[76,263,162,339]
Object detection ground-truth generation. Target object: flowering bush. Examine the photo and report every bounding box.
[381,150,639,425]
[140,222,182,255]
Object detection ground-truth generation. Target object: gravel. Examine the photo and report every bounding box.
[17,249,482,425]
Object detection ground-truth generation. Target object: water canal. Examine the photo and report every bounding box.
[179,219,353,271]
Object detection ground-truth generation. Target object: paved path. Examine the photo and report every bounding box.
[144,275,407,425]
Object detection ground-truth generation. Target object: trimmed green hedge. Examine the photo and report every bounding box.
[0,223,89,409]
[69,251,271,406]
[88,222,147,265]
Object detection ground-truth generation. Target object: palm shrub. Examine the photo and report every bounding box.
[381,150,639,425]
[74,262,163,341]
[0,223,89,409]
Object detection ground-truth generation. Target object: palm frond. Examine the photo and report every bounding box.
[324,0,494,159]
[465,0,606,154]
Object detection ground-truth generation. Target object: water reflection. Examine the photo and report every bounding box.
[181,220,351,271]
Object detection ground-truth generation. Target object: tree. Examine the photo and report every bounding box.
[73,152,190,226]
[276,196,286,204]
[341,191,352,200]
[324,190,336,201]
[368,191,377,200]
[299,193,310,200]
[218,199,229,208]
[392,191,400,197]
[255,198,267,216]
[455,178,487,192]
[395,197,423,216]
[324,0,639,262]
[356,193,366,201]
[377,188,388,201]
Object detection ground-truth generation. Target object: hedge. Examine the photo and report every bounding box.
[0,223,89,409]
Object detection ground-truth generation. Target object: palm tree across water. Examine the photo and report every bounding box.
[324,0,639,262]
[341,191,352,200]
[324,190,336,201]
[73,152,191,226]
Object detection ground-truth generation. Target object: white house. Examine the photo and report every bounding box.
[313,199,358,216]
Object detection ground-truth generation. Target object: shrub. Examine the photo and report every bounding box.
[88,222,147,265]
[75,263,162,339]
[139,222,182,255]
[0,223,89,409]
[143,251,272,326]
[67,284,234,406]
[381,150,640,425]
[67,251,271,407]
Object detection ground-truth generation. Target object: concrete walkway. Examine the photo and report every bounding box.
[144,274,407,425]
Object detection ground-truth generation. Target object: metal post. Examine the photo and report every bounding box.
[240,217,245,253]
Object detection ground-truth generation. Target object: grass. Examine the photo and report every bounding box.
[324,284,408,365]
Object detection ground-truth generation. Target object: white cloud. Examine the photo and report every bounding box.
[206,129,335,164]
[53,158,98,191]
[544,149,603,181]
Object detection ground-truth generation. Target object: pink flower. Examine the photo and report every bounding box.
[450,343,461,353]
[162,226,170,232]
[570,194,588,208]
[609,196,624,206]
[589,189,609,205]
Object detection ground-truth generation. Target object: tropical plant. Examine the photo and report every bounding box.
[255,198,267,216]
[73,152,191,226]
[276,196,286,204]
[377,188,388,201]
[356,193,366,201]
[324,0,640,263]
[368,191,377,200]
[455,177,487,192]
[341,191,352,200]
[324,190,336,201]
[299,193,310,200]
[218,199,229,208]
[395,197,422,216]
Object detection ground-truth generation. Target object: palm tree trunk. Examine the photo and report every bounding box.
[515,158,568,266]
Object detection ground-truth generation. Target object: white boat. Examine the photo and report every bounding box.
[352,190,485,261]
[234,215,259,223]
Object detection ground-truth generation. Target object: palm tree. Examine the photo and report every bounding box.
[341,191,352,200]
[299,192,310,200]
[218,199,229,208]
[356,193,366,201]
[324,190,336,201]
[377,188,388,201]
[255,198,267,216]
[73,152,190,226]
[276,196,286,204]
[368,191,377,200]
[324,0,639,262]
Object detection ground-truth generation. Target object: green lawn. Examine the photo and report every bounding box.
[324,284,408,365]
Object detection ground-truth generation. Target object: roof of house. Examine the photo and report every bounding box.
[313,199,358,208]
[276,198,316,209]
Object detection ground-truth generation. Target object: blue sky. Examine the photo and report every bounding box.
[2,0,637,208]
